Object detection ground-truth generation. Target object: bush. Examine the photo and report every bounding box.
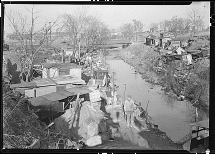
[3,82,49,149]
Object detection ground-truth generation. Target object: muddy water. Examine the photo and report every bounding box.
[106,58,197,143]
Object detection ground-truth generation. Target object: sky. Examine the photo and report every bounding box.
[3,2,210,34]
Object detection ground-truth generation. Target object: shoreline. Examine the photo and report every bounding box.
[105,52,185,149]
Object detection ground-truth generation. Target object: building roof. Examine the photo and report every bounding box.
[42,63,82,69]
[10,75,86,89]
[52,75,86,85]
[10,82,37,89]
[41,92,68,101]
[34,78,56,87]
[57,90,75,97]
[29,96,53,107]
[66,87,92,95]
[146,34,157,39]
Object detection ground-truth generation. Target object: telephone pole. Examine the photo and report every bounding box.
[49,22,51,41]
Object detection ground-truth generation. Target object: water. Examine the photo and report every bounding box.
[106,58,197,143]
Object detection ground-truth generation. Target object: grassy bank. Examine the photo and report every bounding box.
[117,43,209,119]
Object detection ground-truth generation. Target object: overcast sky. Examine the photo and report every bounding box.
[4,2,210,34]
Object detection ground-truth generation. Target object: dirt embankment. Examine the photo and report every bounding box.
[114,43,209,111]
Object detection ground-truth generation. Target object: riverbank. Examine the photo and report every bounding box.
[110,44,209,118]
[104,51,185,150]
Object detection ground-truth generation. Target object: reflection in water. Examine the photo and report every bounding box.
[106,59,207,142]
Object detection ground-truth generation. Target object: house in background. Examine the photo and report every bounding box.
[146,34,157,46]
[159,32,174,48]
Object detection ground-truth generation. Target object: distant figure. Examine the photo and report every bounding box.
[124,95,135,127]
[106,74,111,87]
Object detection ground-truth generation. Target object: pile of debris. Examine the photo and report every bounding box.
[53,90,110,148]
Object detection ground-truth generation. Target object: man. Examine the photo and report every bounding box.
[124,95,135,127]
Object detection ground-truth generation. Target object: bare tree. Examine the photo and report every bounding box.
[187,8,205,33]
[133,20,144,33]
[149,22,158,32]
[119,23,134,40]
[182,18,192,32]
[63,9,110,55]
[6,5,60,82]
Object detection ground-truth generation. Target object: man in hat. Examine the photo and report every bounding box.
[124,95,135,127]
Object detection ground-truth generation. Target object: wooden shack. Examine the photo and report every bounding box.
[146,34,157,46]
[42,63,82,79]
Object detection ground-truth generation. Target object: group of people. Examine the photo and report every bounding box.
[70,52,96,68]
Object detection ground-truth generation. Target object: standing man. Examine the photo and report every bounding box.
[124,95,135,127]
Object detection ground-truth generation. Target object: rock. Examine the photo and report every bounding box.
[86,135,102,147]
[137,137,149,148]
[87,121,99,138]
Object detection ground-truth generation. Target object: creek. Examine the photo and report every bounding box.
[106,58,199,143]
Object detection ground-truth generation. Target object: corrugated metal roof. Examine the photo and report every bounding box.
[29,96,52,106]
[57,90,75,97]
[41,92,67,101]
[146,34,156,39]
[42,63,82,69]
[66,87,92,95]
[51,75,86,85]
[10,82,37,89]
[34,78,56,87]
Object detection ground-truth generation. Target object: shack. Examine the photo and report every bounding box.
[146,34,157,46]
[42,63,82,79]
[29,86,92,124]
[10,75,86,98]
[159,32,174,48]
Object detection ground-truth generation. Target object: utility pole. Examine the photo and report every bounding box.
[49,22,51,41]
[133,19,137,42]
[78,39,81,59]
[45,23,48,46]
[112,69,115,105]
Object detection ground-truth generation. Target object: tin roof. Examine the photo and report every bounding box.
[66,87,92,95]
[34,78,56,87]
[29,96,53,106]
[146,34,156,39]
[10,82,37,89]
[42,63,82,69]
[41,92,68,101]
[52,75,86,85]
[57,90,75,97]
